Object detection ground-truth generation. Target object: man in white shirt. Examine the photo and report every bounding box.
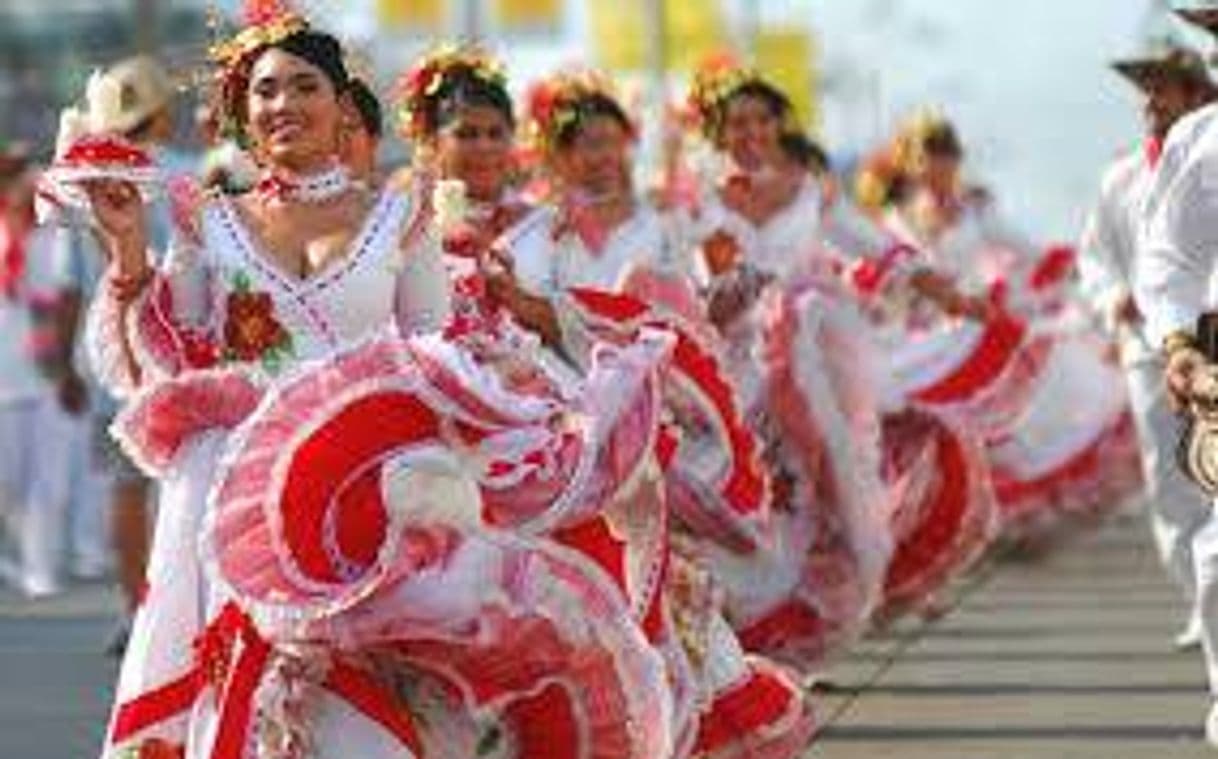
[0,148,82,598]
[1081,45,1215,652]
[1137,9,1218,747]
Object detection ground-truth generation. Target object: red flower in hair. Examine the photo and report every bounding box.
[243,0,293,26]
[395,46,506,139]
[527,81,557,127]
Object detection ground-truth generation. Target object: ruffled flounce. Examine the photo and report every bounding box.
[987,338,1143,530]
[717,286,892,669]
[878,405,998,616]
[563,287,772,552]
[110,367,263,477]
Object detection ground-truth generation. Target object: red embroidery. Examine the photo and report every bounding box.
[222,273,292,366]
[137,738,186,759]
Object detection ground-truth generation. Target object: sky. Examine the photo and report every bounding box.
[802,0,1180,243]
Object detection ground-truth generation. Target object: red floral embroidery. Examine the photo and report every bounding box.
[225,290,287,360]
[136,738,185,759]
[222,272,293,367]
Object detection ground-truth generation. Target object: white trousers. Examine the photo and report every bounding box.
[1126,360,1218,694]
[1126,361,1213,607]
[0,396,109,589]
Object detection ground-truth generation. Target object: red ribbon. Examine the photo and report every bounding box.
[0,205,26,300]
[62,136,153,169]
[109,602,421,758]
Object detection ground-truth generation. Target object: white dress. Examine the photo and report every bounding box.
[504,199,701,364]
[92,185,447,759]
[688,175,893,667]
[888,193,1139,527]
[90,183,688,759]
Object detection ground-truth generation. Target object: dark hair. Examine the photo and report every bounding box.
[349,79,383,138]
[780,131,830,173]
[225,29,351,133]
[705,79,793,143]
[922,123,963,160]
[425,66,514,137]
[729,81,791,119]
[555,92,633,149]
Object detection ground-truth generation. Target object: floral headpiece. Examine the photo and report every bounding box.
[395,45,508,140]
[525,69,631,157]
[208,0,309,141]
[854,109,958,211]
[209,0,309,73]
[687,52,766,139]
[892,109,958,174]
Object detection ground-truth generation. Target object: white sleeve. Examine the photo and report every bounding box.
[1076,183,1130,324]
[819,195,897,263]
[83,215,212,397]
[1137,148,1218,345]
[395,227,451,336]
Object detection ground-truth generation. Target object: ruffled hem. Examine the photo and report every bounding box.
[693,656,816,759]
[993,411,1143,530]
[737,285,891,665]
[879,406,998,615]
[564,287,772,550]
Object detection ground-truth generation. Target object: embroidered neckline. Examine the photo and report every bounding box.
[255,163,362,205]
[218,188,398,293]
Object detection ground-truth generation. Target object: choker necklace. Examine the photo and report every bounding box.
[256,164,358,205]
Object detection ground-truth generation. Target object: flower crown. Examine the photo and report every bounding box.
[892,109,955,173]
[525,69,630,156]
[687,52,765,138]
[208,1,309,73]
[396,45,508,140]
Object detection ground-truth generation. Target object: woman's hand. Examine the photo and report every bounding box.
[702,230,740,277]
[909,268,992,322]
[84,180,148,278]
[481,247,519,308]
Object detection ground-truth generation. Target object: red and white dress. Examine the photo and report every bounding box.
[496,195,816,758]
[88,182,699,759]
[683,175,894,668]
[882,194,1141,532]
[824,195,1000,619]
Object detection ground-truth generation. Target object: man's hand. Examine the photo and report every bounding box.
[1167,346,1207,413]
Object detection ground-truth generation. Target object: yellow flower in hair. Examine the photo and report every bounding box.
[525,69,630,157]
[396,45,508,139]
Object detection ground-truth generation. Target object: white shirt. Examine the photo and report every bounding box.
[0,224,52,403]
[1138,103,1218,346]
[1077,147,1156,362]
[697,175,828,284]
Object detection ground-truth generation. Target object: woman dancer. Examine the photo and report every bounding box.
[669,57,899,668]
[861,111,1140,533]
[400,54,816,757]
[77,10,680,758]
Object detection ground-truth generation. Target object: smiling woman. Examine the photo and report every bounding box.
[75,7,699,759]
